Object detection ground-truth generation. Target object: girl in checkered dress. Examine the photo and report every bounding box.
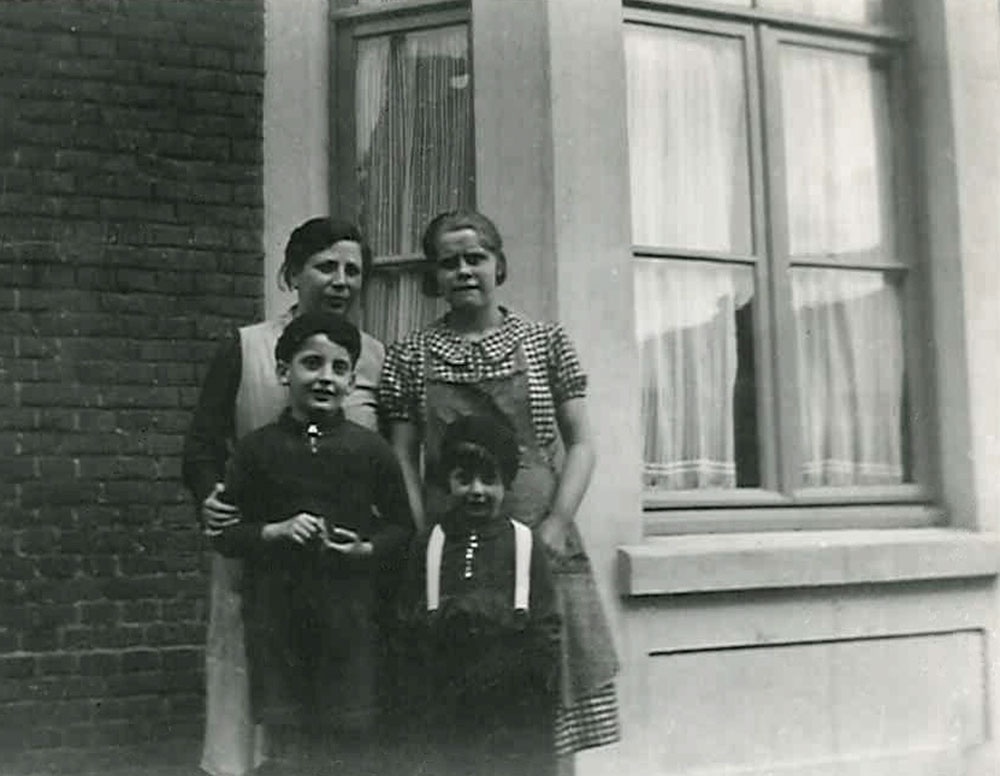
[380,210,620,758]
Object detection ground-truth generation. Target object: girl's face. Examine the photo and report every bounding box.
[434,228,499,312]
[292,240,364,316]
[446,445,506,524]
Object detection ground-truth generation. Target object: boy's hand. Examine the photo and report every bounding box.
[263,513,324,544]
[323,526,373,557]
[202,482,241,537]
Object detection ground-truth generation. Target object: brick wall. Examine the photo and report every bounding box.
[0,0,264,769]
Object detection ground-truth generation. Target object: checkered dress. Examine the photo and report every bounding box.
[379,308,587,441]
[381,309,621,755]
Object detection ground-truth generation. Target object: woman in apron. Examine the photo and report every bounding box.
[182,217,384,776]
[380,210,620,761]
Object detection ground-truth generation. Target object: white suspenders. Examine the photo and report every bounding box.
[426,520,532,612]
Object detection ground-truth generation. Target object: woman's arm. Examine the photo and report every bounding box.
[379,340,426,530]
[388,420,427,532]
[538,397,596,556]
[181,333,240,508]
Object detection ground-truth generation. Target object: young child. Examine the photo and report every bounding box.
[396,413,562,776]
[212,311,412,775]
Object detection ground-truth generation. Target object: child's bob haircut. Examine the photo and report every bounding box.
[274,311,361,367]
[439,413,520,489]
[419,209,508,297]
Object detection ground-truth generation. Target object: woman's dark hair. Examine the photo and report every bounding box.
[419,210,507,297]
[279,217,373,290]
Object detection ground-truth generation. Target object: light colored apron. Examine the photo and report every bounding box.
[421,346,619,710]
[201,313,383,776]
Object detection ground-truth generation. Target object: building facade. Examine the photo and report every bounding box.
[265,1,1000,774]
[2,0,999,774]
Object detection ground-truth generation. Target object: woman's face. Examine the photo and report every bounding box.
[434,228,498,312]
[292,240,364,316]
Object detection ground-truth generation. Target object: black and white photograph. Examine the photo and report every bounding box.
[1,1,999,775]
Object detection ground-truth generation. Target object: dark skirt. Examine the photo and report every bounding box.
[243,564,381,733]
[395,623,559,776]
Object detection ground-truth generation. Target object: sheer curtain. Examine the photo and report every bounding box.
[626,27,750,252]
[781,47,906,486]
[626,26,753,490]
[791,270,905,486]
[635,261,752,489]
[355,26,471,344]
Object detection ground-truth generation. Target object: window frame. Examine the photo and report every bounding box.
[330,0,473,269]
[329,0,474,338]
[624,1,935,528]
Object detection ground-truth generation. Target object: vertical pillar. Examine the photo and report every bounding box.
[471,0,556,321]
[262,0,330,317]
[545,0,644,773]
[911,1,1000,770]
[910,0,1000,532]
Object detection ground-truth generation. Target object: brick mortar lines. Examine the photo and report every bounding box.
[0,0,263,762]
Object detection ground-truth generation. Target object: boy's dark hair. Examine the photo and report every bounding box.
[279,216,373,290]
[274,311,361,366]
[439,413,520,488]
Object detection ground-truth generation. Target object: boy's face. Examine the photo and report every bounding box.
[277,333,355,421]
[445,444,506,524]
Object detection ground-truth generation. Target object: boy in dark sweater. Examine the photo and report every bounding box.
[396,414,562,776]
[213,311,412,775]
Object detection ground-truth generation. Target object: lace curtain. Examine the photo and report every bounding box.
[782,47,906,486]
[627,27,754,490]
[355,25,471,344]
[627,26,906,491]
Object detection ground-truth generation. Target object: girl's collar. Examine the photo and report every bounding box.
[426,307,526,365]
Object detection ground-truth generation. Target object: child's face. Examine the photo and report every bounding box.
[278,333,355,421]
[446,444,506,524]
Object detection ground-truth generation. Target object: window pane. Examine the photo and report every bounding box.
[355,25,474,257]
[758,0,886,25]
[625,25,752,253]
[363,267,445,344]
[780,46,895,265]
[791,268,910,487]
[635,259,759,490]
[340,0,411,7]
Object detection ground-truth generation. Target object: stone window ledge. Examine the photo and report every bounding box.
[617,528,1000,597]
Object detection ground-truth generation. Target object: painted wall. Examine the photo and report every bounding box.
[262,1,1000,774]
[262,0,329,317]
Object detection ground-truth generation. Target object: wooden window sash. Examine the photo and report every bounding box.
[624,0,909,43]
[631,10,919,514]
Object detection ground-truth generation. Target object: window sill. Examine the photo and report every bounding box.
[617,528,1000,597]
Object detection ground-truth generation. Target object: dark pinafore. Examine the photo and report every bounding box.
[421,342,620,754]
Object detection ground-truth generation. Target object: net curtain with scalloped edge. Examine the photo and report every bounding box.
[355,24,471,345]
